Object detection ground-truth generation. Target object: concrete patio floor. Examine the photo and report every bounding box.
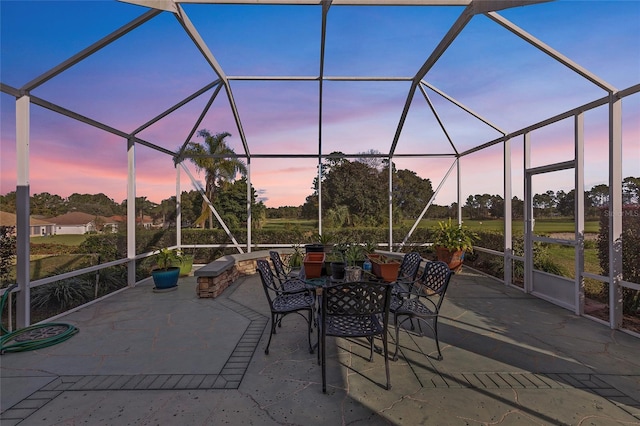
[2,268,639,425]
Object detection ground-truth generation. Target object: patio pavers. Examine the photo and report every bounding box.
[1,269,639,425]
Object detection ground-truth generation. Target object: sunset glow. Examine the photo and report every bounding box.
[1,1,638,207]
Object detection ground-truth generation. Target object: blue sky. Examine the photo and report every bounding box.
[1,0,638,207]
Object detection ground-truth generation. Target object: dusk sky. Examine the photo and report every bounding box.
[1,0,638,208]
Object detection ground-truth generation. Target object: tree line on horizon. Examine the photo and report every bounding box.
[1,175,637,228]
[0,127,638,228]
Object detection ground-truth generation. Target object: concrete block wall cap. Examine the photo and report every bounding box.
[194,258,235,277]
[230,251,271,262]
[194,251,272,277]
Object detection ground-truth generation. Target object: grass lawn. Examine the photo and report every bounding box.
[546,245,601,278]
[402,218,600,234]
[262,218,318,231]
[31,234,87,246]
[261,218,600,234]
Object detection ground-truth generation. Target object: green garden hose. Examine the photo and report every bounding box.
[1,284,78,354]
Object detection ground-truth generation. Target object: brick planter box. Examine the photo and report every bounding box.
[195,252,269,298]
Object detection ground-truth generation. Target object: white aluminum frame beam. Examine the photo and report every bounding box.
[180,164,245,253]
[15,96,31,328]
[22,9,162,92]
[127,138,137,287]
[608,95,623,328]
[575,113,585,316]
[173,5,251,158]
[486,11,617,94]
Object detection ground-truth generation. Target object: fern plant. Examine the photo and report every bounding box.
[432,218,478,252]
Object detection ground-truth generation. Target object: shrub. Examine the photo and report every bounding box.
[597,205,640,314]
[31,277,92,311]
[474,235,564,280]
[0,226,16,287]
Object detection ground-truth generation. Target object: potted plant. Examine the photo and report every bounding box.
[431,218,479,272]
[288,244,304,270]
[344,244,363,282]
[366,253,401,282]
[325,250,346,280]
[174,248,194,276]
[151,247,183,291]
[303,251,325,279]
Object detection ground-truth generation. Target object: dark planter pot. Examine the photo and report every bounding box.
[330,262,346,280]
[151,267,180,290]
[305,244,325,253]
[172,255,194,277]
[435,246,465,273]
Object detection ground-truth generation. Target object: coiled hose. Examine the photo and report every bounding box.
[1,284,78,354]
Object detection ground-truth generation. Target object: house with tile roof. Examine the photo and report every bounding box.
[0,211,56,237]
[43,212,101,235]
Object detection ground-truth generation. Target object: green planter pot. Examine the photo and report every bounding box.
[177,255,193,276]
[151,267,180,290]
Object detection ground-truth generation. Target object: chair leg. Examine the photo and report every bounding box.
[393,314,403,361]
[307,309,314,354]
[432,317,443,360]
[367,336,375,362]
[382,331,391,390]
[265,313,277,355]
[321,329,327,393]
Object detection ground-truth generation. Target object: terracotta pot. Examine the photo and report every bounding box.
[303,252,325,279]
[435,246,465,272]
[367,254,401,282]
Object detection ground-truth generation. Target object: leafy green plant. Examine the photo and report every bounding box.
[31,277,92,310]
[344,244,363,267]
[314,232,334,245]
[432,218,479,252]
[0,226,16,287]
[363,241,377,255]
[288,244,303,268]
[153,247,183,271]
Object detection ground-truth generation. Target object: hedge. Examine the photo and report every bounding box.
[597,205,640,314]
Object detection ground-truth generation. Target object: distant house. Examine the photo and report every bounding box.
[139,215,155,229]
[44,212,100,235]
[108,215,155,230]
[103,216,123,233]
[0,211,56,237]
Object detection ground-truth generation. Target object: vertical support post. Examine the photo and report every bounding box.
[523,132,533,294]
[456,158,462,224]
[503,138,513,287]
[127,137,137,287]
[15,95,31,328]
[176,164,181,248]
[318,160,323,235]
[575,113,585,316]
[608,94,623,328]
[246,159,252,253]
[388,160,393,251]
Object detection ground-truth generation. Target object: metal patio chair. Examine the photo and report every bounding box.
[318,280,393,392]
[256,259,315,355]
[391,260,453,361]
[391,251,422,294]
[270,250,300,280]
[265,251,307,292]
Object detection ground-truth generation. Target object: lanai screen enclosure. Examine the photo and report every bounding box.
[1,1,638,332]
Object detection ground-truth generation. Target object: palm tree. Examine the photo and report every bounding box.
[184,129,247,229]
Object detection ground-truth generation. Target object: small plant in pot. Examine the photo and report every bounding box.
[151,247,183,291]
[174,247,194,276]
[344,244,363,282]
[431,218,478,272]
[325,250,346,280]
